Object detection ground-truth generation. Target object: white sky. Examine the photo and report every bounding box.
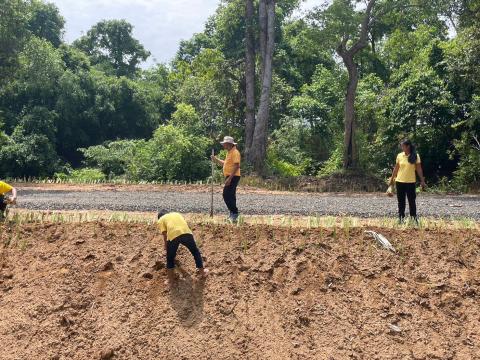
[51,0,323,67]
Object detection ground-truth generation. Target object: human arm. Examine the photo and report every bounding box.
[211,154,224,166]
[163,232,168,251]
[389,163,400,186]
[416,163,426,190]
[9,187,17,204]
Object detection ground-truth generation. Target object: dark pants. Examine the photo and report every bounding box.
[0,195,6,218]
[223,176,240,215]
[396,182,417,219]
[166,233,203,269]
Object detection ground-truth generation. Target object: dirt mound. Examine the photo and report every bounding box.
[1,221,479,359]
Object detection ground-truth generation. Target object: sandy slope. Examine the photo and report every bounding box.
[0,222,479,359]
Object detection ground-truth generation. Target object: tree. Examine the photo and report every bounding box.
[249,0,276,173]
[333,0,376,169]
[244,0,256,158]
[27,0,65,47]
[73,19,150,77]
[0,0,30,84]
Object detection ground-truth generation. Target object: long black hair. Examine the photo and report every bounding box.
[401,139,417,164]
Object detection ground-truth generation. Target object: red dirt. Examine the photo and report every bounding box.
[0,222,479,359]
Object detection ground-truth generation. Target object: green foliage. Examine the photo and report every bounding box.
[170,103,202,135]
[452,95,480,190]
[267,117,312,176]
[0,133,59,178]
[80,140,140,177]
[0,0,478,192]
[379,62,457,180]
[127,125,211,181]
[26,0,65,47]
[56,168,106,182]
[0,0,30,83]
[73,19,150,77]
[318,140,343,177]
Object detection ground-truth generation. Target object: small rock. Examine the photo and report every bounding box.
[59,316,74,327]
[142,272,153,280]
[239,265,250,271]
[101,262,113,272]
[3,272,14,280]
[84,254,95,261]
[115,256,124,262]
[291,287,303,295]
[99,349,114,360]
[150,261,164,271]
[74,239,85,245]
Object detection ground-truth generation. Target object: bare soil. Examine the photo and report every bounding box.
[1,222,479,359]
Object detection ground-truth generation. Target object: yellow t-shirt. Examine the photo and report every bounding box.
[0,181,13,195]
[223,148,241,177]
[395,152,421,183]
[157,212,192,241]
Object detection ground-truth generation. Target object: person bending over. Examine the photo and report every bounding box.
[157,211,208,285]
[0,181,17,220]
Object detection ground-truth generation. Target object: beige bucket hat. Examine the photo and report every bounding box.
[220,136,237,145]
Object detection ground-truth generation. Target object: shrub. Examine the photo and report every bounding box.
[55,168,106,182]
[127,124,211,181]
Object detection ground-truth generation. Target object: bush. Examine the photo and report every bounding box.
[127,124,211,181]
[55,168,106,182]
[80,140,141,177]
[452,134,480,191]
[266,117,312,176]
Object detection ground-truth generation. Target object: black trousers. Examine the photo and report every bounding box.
[166,233,203,269]
[0,195,6,215]
[223,176,240,215]
[396,182,417,219]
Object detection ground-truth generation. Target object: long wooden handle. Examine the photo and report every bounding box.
[210,148,214,218]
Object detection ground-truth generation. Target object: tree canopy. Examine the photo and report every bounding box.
[0,0,478,191]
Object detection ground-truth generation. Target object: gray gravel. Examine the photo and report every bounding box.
[14,189,480,219]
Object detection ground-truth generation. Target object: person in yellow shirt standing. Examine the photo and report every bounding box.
[388,139,426,223]
[0,181,17,220]
[157,211,208,286]
[211,136,241,222]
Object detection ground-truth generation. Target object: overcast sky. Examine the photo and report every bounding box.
[51,0,322,67]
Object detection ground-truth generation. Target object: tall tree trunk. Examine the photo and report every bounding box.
[336,0,376,170]
[250,0,275,174]
[342,56,359,169]
[258,0,267,80]
[244,0,256,157]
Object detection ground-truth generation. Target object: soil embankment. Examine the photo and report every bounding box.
[1,222,479,359]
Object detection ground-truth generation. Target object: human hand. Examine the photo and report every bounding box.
[420,180,426,191]
[225,177,232,186]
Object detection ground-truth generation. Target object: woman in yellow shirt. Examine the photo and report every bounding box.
[388,139,426,223]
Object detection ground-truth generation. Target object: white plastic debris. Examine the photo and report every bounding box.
[365,230,396,252]
[388,324,402,333]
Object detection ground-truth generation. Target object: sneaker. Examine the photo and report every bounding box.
[229,213,239,223]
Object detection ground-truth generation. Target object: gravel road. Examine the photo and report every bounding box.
[14,188,480,219]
